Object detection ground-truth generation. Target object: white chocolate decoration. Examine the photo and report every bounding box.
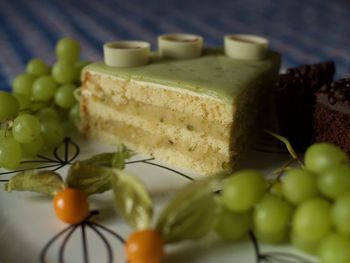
[158,33,203,59]
[224,34,268,60]
[103,41,150,67]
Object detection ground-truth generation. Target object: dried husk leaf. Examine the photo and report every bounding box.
[81,145,134,169]
[66,162,114,195]
[111,169,153,230]
[81,152,117,167]
[4,169,65,196]
[156,174,224,243]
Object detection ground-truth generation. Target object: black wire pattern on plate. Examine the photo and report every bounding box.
[0,138,312,263]
[0,137,80,179]
[40,211,126,263]
[249,231,313,263]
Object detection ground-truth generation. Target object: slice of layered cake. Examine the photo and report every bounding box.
[314,79,350,155]
[80,36,280,174]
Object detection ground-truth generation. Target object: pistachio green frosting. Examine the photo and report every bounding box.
[84,49,280,103]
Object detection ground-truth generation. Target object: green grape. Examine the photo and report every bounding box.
[69,103,80,124]
[32,76,58,101]
[269,181,284,197]
[255,229,288,244]
[253,194,292,244]
[55,84,76,108]
[0,91,20,121]
[222,169,266,212]
[215,207,252,241]
[26,58,50,76]
[21,134,44,158]
[12,73,35,96]
[318,164,350,199]
[55,37,80,63]
[74,60,90,81]
[0,129,12,140]
[40,119,64,148]
[13,93,31,111]
[0,137,22,169]
[52,61,76,84]
[332,195,350,235]
[37,107,60,121]
[0,129,5,139]
[291,231,320,255]
[282,168,318,205]
[12,114,41,143]
[305,143,348,174]
[293,198,332,242]
[319,233,350,263]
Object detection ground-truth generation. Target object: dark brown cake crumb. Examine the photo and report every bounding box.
[274,61,335,151]
[314,78,350,154]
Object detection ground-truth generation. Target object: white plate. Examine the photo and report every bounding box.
[0,136,317,263]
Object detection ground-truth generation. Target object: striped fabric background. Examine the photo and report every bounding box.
[0,0,349,91]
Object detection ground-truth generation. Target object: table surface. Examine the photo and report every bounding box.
[0,0,349,91]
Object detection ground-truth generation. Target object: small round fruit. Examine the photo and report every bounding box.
[53,188,89,224]
[0,137,22,169]
[12,114,41,143]
[13,93,31,110]
[12,73,35,96]
[291,231,320,255]
[318,164,350,199]
[254,194,292,244]
[0,91,20,121]
[26,58,50,76]
[304,143,348,174]
[332,195,350,235]
[215,208,252,241]
[69,103,80,125]
[37,107,60,122]
[21,134,44,158]
[52,61,76,84]
[55,84,76,108]
[55,37,80,63]
[319,233,350,263]
[282,168,318,205]
[74,60,90,81]
[293,198,332,242]
[125,229,164,263]
[41,119,64,148]
[222,169,266,212]
[32,76,58,101]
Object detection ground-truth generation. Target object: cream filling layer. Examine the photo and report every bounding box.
[84,95,231,140]
[84,99,232,157]
[87,121,231,174]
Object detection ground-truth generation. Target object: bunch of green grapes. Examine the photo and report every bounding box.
[0,37,87,169]
[215,143,350,263]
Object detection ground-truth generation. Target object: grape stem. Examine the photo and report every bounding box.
[3,120,13,137]
[264,130,304,167]
[267,158,295,190]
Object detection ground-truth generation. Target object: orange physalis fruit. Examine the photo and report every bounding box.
[125,229,164,263]
[53,188,89,224]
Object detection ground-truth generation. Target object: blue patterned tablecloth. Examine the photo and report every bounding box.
[0,0,349,91]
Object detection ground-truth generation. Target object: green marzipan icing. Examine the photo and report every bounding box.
[84,48,280,103]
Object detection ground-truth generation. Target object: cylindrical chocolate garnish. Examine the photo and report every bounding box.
[224,34,268,60]
[103,41,150,67]
[158,33,203,59]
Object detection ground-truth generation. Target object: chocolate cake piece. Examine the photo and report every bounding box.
[314,79,350,154]
[274,61,335,151]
